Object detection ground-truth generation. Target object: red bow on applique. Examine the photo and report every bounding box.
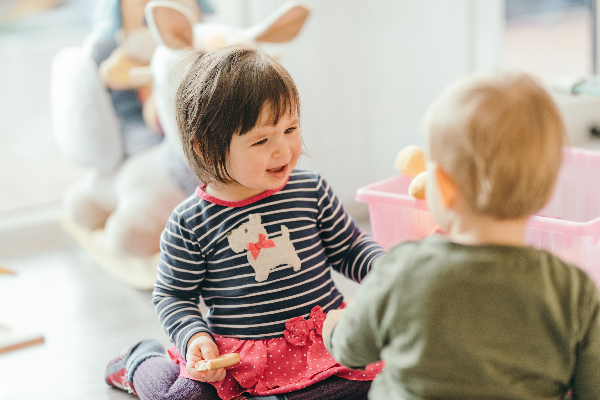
[283,306,327,346]
[247,233,275,260]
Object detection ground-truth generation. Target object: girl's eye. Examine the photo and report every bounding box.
[252,139,267,146]
[284,127,297,134]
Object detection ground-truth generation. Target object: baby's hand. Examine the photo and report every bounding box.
[323,308,345,339]
[323,299,354,338]
[185,332,226,382]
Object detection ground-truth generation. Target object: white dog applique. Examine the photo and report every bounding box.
[226,214,301,282]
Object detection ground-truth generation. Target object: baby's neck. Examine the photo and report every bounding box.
[446,211,529,247]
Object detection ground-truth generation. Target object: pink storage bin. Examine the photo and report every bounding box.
[356,147,600,286]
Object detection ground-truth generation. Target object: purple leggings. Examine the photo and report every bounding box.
[133,356,371,400]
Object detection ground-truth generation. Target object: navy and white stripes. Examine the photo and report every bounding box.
[152,169,384,360]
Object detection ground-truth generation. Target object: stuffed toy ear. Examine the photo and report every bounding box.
[145,0,198,50]
[247,2,311,43]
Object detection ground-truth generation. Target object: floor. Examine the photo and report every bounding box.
[0,243,169,400]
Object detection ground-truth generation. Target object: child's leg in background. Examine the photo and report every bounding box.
[286,376,371,400]
[133,356,219,400]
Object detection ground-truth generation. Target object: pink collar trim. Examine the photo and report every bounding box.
[195,178,289,207]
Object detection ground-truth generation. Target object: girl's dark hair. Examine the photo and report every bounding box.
[175,45,300,184]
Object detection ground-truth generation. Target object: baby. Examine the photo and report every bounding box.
[323,70,600,399]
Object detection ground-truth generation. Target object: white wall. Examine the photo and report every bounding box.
[205,0,504,217]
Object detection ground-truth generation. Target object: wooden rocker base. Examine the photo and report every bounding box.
[60,212,158,290]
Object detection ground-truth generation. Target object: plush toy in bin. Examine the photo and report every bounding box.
[395,145,429,200]
[51,0,311,289]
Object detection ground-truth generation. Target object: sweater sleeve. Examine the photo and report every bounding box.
[152,209,213,361]
[325,253,392,369]
[316,174,384,283]
[570,277,600,397]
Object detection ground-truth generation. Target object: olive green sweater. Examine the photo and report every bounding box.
[325,235,600,399]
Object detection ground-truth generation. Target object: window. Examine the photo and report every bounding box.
[503,0,595,81]
[0,0,95,216]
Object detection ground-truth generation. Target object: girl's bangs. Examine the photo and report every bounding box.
[238,64,299,134]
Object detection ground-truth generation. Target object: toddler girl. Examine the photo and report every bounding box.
[105,45,385,400]
[323,70,600,399]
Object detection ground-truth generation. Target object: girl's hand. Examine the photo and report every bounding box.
[185,332,227,382]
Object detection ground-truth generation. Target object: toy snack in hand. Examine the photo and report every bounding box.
[195,353,241,371]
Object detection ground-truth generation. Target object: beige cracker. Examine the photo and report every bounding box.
[195,353,241,371]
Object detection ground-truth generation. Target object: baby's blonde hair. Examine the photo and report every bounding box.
[425,70,567,219]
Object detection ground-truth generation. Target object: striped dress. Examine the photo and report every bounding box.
[153,169,385,361]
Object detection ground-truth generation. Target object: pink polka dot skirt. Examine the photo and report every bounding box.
[168,306,384,400]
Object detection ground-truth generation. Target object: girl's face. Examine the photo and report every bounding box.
[209,107,302,201]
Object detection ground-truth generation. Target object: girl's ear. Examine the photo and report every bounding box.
[192,139,203,158]
[435,166,457,209]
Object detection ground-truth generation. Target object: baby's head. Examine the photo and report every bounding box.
[175,45,300,184]
[424,70,566,222]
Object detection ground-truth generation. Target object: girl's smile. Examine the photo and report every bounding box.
[267,162,290,177]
